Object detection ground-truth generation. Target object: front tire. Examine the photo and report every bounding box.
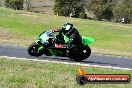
[27,42,44,56]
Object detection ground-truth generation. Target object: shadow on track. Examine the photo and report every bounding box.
[26,55,117,66]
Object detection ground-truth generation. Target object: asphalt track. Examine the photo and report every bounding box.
[0,44,132,70]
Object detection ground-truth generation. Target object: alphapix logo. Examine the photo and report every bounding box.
[76,66,131,85]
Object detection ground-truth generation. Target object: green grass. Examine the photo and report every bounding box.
[0,58,132,88]
[0,7,132,57]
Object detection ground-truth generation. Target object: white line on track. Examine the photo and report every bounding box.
[1,44,28,48]
[1,56,132,71]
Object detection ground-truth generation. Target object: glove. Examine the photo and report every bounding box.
[51,29,58,33]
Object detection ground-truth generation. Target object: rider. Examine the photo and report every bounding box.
[52,23,82,48]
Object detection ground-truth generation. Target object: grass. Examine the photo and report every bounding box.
[30,7,54,15]
[0,58,132,88]
[0,7,132,57]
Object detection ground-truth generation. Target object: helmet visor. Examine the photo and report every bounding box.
[65,25,71,30]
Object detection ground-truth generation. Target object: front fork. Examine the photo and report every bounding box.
[35,40,45,53]
[38,46,44,53]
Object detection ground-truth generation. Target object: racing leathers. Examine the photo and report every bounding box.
[54,28,82,47]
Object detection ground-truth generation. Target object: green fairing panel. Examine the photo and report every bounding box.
[62,33,70,43]
[48,49,64,56]
[39,33,48,40]
[82,36,94,45]
[64,35,70,43]
[36,32,48,43]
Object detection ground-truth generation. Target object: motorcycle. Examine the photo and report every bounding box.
[27,30,94,61]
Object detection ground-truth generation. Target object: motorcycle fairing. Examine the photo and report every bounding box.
[82,36,94,45]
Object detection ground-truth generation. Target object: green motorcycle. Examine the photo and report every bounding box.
[27,30,94,61]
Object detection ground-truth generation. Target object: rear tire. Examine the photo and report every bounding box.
[27,42,44,56]
[67,45,91,61]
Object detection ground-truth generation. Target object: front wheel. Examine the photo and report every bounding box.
[27,42,44,56]
[67,45,91,61]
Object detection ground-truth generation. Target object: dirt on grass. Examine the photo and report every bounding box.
[17,13,40,19]
[103,23,132,28]
[0,29,13,40]
[0,29,34,46]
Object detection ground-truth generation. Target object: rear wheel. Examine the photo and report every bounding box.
[67,45,91,61]
[27,43,44,56]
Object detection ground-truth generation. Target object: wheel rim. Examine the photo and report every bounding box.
[30,46,40,54]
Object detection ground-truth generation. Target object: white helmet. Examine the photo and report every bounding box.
[62,23,73,31]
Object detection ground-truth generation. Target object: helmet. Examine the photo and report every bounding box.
[62,23,73,31]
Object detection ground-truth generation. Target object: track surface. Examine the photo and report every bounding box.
[0,44,132,69]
